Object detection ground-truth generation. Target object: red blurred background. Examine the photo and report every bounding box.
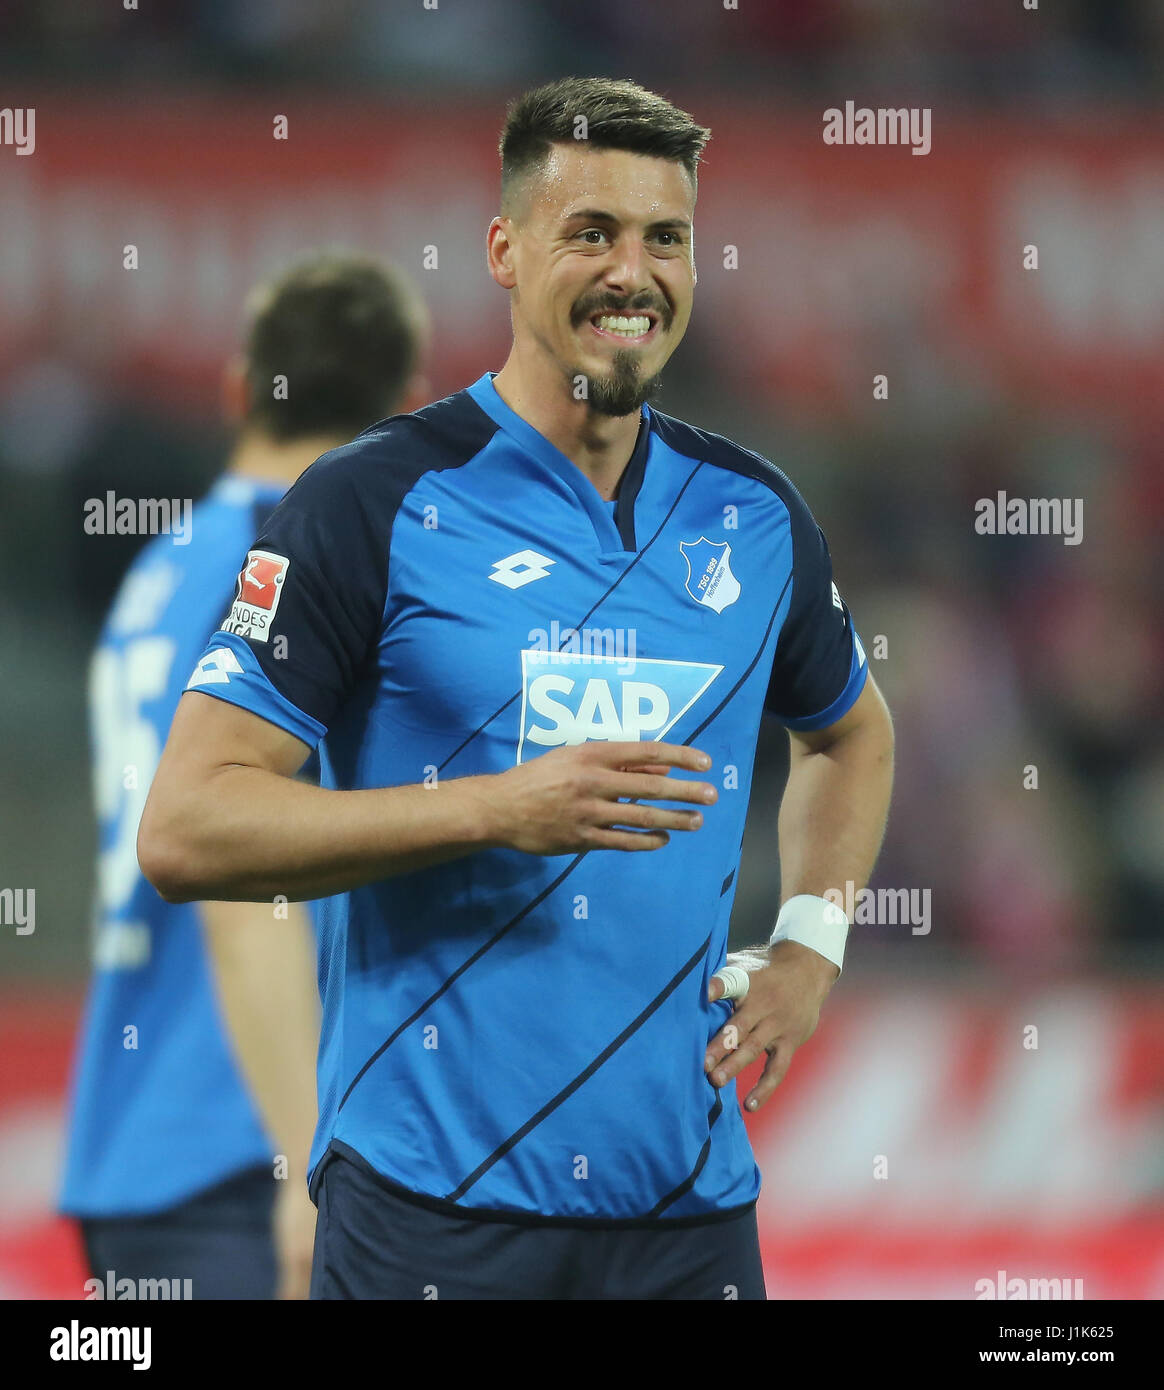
[1,1,1161,1300]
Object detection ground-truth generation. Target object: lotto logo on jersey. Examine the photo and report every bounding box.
[517,650,723,763]
[221,550,289,643]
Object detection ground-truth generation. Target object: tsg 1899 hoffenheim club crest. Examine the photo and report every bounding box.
[679,538,741,613]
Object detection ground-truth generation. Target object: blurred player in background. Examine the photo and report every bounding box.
[140,78,894,1300]
[60,253,430,1298]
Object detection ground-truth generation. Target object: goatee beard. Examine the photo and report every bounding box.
[575,351,665,417]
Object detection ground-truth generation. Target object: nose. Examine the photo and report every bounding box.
[600,235,654,299]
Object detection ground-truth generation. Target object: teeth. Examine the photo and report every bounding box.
[595,315,651,337]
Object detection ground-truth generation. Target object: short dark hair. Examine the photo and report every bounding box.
[499,76,711,214]
[243,252,425,442]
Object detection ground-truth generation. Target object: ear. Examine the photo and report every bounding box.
[486,216,518,291]
[222,354,249,425]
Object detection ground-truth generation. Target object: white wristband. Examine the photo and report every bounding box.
[769,894,849,975]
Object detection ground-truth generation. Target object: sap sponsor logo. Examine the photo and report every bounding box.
[220,549,289,642]
[517,650,722,763]
[679,538,740,613]
[187,647,244,688]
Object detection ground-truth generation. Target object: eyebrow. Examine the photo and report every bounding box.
[562,208,692,233]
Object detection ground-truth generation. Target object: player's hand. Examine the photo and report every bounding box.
[273,1175,318,1300]
[488,740,717,855]
[704,939,838,1112]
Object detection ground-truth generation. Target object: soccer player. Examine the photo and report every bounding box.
[60,253,430,1299]
[139,78,895,1300]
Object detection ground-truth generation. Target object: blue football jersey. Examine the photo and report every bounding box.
[60,476,293,1217]
[186,373,868,1224]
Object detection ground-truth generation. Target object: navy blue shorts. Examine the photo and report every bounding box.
[79,1164,277,1300]
[310,1144,767,1300]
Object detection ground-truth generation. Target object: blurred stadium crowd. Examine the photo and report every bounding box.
[0,1,1160,983]
[2,0,1162,97]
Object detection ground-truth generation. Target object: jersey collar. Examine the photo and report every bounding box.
[466,371,650,555]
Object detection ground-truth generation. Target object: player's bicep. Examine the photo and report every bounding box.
[164,689,313,781]
[139,693,312,890]
[787,671,890,755]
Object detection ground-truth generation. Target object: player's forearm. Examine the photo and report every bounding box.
[777,702,894,906]
[201,900,320,1178]
[140,765,500,902]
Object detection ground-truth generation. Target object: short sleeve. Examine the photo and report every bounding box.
[184,444,395,745]
[764,488,867,731]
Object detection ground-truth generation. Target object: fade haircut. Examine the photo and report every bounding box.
[499,76,711,216]
[243,252,425,442]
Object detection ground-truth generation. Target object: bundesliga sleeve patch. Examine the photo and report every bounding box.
[220,549,289,644]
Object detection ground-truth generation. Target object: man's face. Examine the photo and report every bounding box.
[501,144,696,416]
